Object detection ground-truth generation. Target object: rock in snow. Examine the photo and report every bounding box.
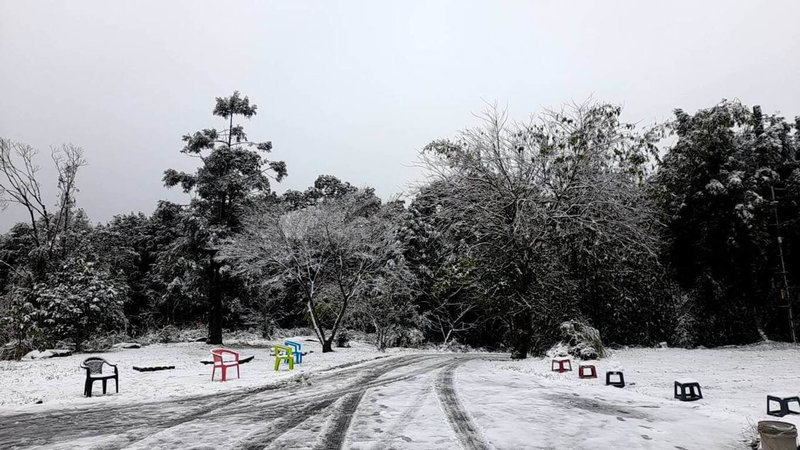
[21,349,72,360]
[112,342,142,349]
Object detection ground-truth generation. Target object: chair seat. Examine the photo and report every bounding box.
[213,361,239,367]
[768,392,799,399]
[675,379,699,385]
[88,373,117,379]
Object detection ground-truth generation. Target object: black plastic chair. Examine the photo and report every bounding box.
[80,357,118,397]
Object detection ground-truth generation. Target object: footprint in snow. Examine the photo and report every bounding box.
[641,435,652,440]
[616,417,626,421]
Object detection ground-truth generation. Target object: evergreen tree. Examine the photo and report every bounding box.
[163,92,286,344]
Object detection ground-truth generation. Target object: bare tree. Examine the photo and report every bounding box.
[223,191,398,352]
[418,101,664,357]
[352,256,420,351]
[0,138,86,280]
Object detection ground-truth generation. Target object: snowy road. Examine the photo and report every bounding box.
[0,352,753,449]
[0,354,496,449]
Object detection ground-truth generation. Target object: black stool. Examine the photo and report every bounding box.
[674,379,702,401]
[767,393,800,417]
[605,371,625,388]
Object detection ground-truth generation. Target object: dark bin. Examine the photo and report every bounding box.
[758,420,797,450]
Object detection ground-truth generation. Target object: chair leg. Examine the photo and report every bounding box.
[237,364,240,379]
[212,366,216,381]
[85,379,92,397]
[115,377,119,393]
[221,366,227,382]
[102,379,107,395]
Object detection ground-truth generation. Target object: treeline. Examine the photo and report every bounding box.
[1,94,798,358]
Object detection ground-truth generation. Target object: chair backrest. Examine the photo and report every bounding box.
[210,348,239,363]
[274,345,293,357]
[81,357,108,374]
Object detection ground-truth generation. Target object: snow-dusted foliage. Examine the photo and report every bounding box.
[222,188,405,352]
[354,258,422,351]
[652,100,800,345]
[6,258,125,351]
[2,97,799,357]
[554,320,607,360]
[418,101,670,357]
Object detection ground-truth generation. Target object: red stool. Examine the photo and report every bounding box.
[551,358,572,373]
[578,364,597,379]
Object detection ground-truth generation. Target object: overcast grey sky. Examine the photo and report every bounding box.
[1,1,799,231]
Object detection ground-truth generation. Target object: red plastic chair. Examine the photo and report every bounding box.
[210,348,240,381]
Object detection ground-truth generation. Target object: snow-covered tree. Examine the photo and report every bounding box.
[652,100,800,344]
[0,138,86,281]
[163,92,287,344]
[419,102,666,357]
[223,189,399,352]
[8,258,125,351]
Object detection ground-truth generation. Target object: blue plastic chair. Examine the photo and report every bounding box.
[285,341,302,363]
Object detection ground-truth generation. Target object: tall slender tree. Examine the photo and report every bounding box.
[163,92,286,344]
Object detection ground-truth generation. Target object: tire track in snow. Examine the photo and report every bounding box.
[0,355,424,449]
[236,355,452,449]
[435,358,493,450]
[312,391,365,450]
[370,374,436,448]
[0,354,492,449]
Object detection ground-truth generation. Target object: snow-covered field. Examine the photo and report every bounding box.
[463,342,800,448]
[0,335,398,415]
[2,340,799,448]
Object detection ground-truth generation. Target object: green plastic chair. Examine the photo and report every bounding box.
[274,345,295,371]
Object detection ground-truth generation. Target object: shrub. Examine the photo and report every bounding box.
[5,259,126,352]
[557,319,607,360]
[672,294,698,348]
[336,329,351,348]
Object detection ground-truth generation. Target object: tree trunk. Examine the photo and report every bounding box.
[322,339,333,352]
[510,311,532,359]
[74,333,83,353]
[306,299,329,350]
[443,328,453,346]
[207,259,223,345]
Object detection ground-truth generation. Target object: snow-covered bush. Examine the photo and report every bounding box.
[335,329,351,348]
[155,325,179,343]
[441,340,472,353]
[672,294,697,348]
[395,327,426,348]
[554,320,607,360]
[273,327,315,339]
[7,258,126,352]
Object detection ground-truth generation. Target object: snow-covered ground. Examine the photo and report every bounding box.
[0,335,399,415]
[461,342,800,448]
[3,341,799,448]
